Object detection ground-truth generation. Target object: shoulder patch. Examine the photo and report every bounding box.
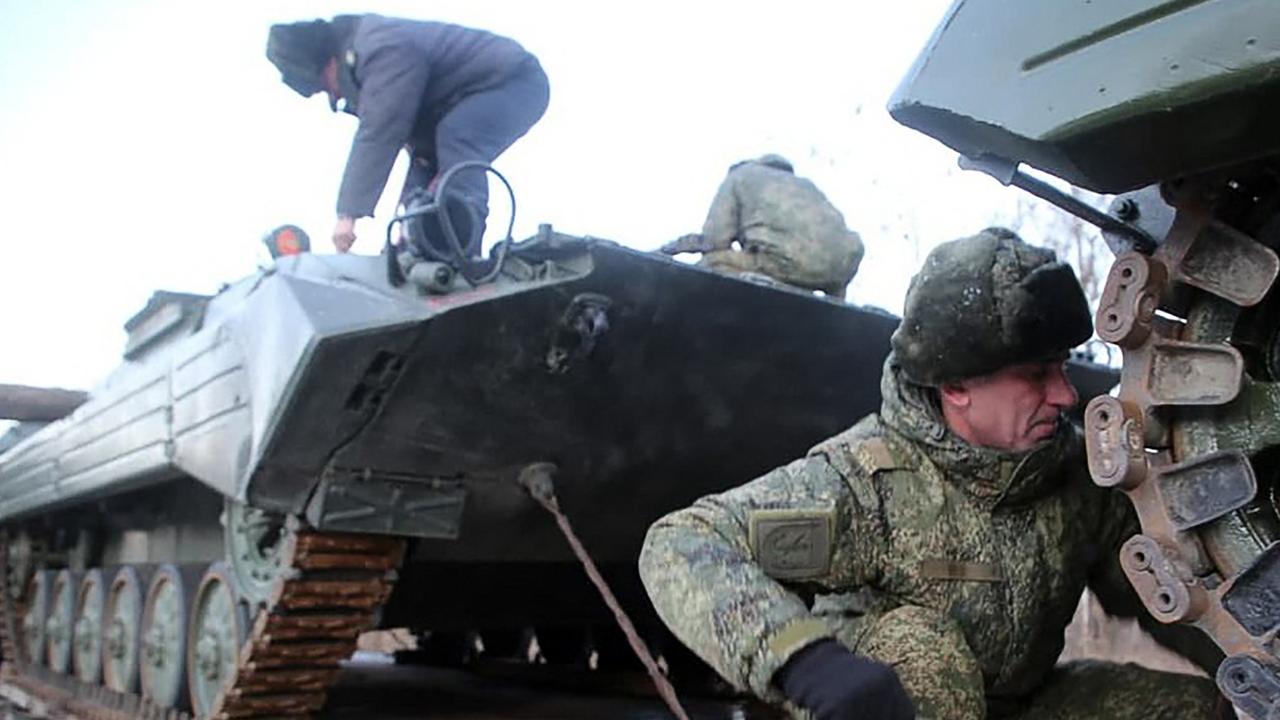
[857,437,900,473]
[749,509,833,580]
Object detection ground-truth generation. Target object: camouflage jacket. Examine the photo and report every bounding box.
[639,359,1139,705]
[700,163,864,290]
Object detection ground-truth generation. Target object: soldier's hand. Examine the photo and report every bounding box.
[659,233,706,255]
[657,239,683,255]
[333,215,357,253]
[773,639,914,720]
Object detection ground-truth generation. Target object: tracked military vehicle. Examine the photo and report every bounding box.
[0,213,914,718]
[892,1,1280,717]
[0,193,1119,716]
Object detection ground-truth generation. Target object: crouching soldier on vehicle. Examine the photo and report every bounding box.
[640,227,1229,719]
[660,155,864,297]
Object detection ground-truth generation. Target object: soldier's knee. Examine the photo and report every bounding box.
[854,605,985,720]
[699,249,752,273]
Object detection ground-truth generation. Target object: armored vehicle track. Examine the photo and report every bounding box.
[892,1,1280,715]
[0,527,404,719]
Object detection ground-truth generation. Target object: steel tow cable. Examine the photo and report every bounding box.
[518,463,692,720]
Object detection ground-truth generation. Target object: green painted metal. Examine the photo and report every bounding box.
[103,566,143,693]
[1176,292,1280,578]
[1204,380,1280,457]
[222,500,285,608]
[187,563,245,719]
[891,0,1280,192]
[5,533,34,604]
[140,565,189,709]
[72,568,104,683]
[21,570,49,666]
[45,569,75,672]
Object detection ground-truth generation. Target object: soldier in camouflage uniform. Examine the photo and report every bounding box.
[660,155,864,296]
[640,228,1228,720]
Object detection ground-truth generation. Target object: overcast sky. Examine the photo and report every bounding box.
[0,0,1085,391]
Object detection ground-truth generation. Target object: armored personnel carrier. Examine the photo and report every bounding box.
[892,1,1280,717]
[0,218,912,718]
[0,203,1118,716]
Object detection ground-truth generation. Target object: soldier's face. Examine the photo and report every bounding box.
[323,57,342,107]
[939,360,1078,452]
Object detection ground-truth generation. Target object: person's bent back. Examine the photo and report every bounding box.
[665,155,864,297]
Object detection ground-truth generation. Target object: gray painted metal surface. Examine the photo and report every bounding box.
[890,0,1280,193]
[0,233,1117,558]
[0,248,529,522]
[0,237,905,548]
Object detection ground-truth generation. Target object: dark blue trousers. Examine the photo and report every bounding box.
[402,58,550,240]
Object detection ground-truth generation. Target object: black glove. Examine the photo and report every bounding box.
[773,639,915,720]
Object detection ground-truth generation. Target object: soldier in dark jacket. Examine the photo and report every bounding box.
[640,228,1228,719]
[266,15,550,253]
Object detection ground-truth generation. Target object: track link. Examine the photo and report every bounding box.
[0,525,405,719]
[1085,186,1280,719]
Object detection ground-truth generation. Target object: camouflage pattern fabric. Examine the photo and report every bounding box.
[638,356,1224,718]
[828,604,986,719]
[1004,661,1224,720]
[696,160,864,296]
[891,227,1092,387]
[819,604,1223,719]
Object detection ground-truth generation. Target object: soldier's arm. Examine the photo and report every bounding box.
[699,172,742,251]
[1086,492,1225,673]
[658,233,712,255]
[336,40,431,218]
[639,453,881,697]
[846,228,866,279]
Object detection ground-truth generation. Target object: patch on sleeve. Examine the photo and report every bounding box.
[748,510,833,580]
